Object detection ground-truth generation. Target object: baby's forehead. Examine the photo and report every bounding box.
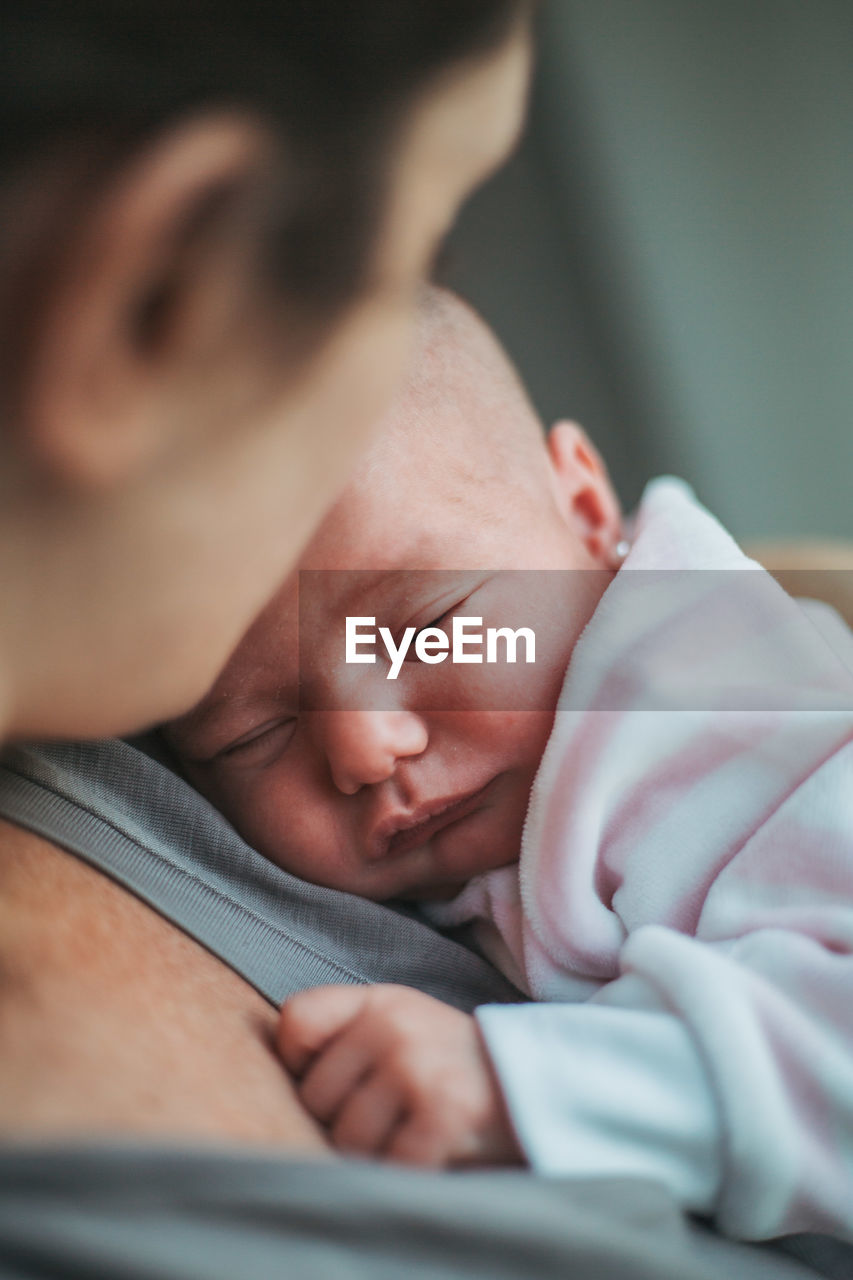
[303,419,495,571]
[302,290,548,568]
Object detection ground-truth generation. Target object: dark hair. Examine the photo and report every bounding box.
[1,2,527,322]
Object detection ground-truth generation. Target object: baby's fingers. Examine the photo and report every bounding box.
[331,1071,405,1156]
[298,1026,376,1125]
[278,984,371,1078]
[384,1105,455,1168]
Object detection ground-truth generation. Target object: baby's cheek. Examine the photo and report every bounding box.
[246,776,355,887]
[482,709,555,766]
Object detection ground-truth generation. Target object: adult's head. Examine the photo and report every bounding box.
[0,2,533,739]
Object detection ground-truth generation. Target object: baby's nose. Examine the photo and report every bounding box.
[322,710,428,795]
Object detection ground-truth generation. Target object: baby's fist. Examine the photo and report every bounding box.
[277,983,523,1169]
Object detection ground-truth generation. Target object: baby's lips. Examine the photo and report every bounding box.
[369,781,492,861]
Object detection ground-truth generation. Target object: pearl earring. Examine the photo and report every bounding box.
[609,539,631,568]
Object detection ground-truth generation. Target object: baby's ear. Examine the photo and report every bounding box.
[546,421,623,566]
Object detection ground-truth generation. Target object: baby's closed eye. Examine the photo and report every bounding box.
[404,595,477,663]
[216,717,298,767]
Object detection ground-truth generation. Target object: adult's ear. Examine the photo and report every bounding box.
[546,420,623,566]
[17,114,276,489]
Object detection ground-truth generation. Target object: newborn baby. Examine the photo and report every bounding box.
[166,288,853,1245]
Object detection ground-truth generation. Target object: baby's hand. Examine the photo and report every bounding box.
[277,983,524,1168]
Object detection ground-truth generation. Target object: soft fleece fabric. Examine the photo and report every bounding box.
[430,478,853,1242]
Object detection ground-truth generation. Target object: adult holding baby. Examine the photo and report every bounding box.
[0,4,823,1278]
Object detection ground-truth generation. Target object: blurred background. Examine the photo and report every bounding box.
[445,0,853,540]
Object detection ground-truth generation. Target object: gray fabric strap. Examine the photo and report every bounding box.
[0,740,521,1011]
[0,1144,821,1280]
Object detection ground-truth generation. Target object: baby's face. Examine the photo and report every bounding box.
[166,304,620,900]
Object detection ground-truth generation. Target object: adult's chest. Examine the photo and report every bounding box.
[0,820,327,1152]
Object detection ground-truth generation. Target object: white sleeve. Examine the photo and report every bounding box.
[476,985,723,1212]
[478,922,853,1243]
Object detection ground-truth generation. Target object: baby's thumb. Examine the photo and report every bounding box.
[278,983,369,1078]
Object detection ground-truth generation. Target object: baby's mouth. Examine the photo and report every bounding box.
[371,781,493,861]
